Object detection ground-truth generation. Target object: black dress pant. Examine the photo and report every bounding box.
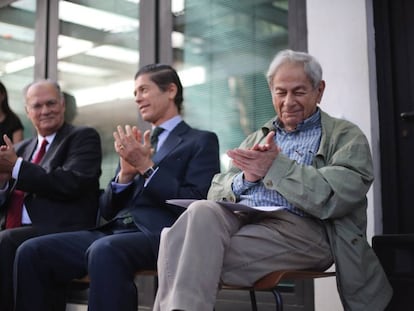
[0,226,42,311]
[14,228,157,311]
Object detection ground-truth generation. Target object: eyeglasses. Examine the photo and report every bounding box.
[27,100,60,112]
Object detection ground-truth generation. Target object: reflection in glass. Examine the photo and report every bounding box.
[57,0,140,186]
[0,0,36,137]
[172,0,288,170]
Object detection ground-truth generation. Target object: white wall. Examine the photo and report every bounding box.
[306,0,378,310]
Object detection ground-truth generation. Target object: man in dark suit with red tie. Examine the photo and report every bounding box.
[0,79,102,311]
[14,64,221,311]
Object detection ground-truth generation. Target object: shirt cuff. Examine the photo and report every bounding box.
[12,157,23,180]
[0,180,8,192]
[232,172,260,195]
[111,174,132,193]
[0,180,8,205]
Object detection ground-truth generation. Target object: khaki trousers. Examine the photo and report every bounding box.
[153,200,333,311]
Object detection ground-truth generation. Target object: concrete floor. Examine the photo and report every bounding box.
[66,304,87,311]
[66,304,152,311]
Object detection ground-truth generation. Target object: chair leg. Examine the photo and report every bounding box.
[271,289,283,311]
[249,289,258,311]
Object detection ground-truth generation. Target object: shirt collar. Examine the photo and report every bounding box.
[154,115,183,133]
[37,133,56,145]
[273,108,321,133]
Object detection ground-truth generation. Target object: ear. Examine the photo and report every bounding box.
[316,80,326,103]
[168,83,178,101]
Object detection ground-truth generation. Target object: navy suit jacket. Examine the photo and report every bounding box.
[100,121,220,250]
[0,123,102,232]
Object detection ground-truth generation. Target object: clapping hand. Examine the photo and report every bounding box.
[0,135,16,186]
[113,125,154,183]
[227,131,280,182]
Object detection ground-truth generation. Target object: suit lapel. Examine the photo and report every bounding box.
[152,135,182,164]
[22,139,38,161]
[132,121,190,201]
[37,123,72,166]
[151,121,189,164]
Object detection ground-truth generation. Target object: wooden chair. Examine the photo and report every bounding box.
[71,269,335,311]
[221,269,336,311]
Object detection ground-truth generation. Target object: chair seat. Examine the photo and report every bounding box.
[71,269,335,311]
[221,269,336,290]
[254,269,336,290]
[221,269,336,311]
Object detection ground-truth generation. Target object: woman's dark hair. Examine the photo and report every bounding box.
[135,64,184,113]
[0,81,14,115]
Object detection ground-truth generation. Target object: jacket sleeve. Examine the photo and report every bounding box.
[16,127,102,201]
[208,119,374,220]
[264,121,374,220]
[99,172,142,221]
[208,129,264,202]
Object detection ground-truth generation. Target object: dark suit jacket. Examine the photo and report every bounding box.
[100,121,220,251]
[0,122,102,232]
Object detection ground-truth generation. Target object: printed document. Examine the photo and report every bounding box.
[166,199,284,212]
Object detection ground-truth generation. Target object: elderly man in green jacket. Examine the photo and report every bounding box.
[153,49,392,311]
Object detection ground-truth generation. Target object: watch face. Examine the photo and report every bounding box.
[143,167,155,178]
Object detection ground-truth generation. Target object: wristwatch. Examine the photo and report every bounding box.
[142,166,157,179]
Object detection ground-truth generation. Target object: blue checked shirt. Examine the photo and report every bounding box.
[232,109,322,216]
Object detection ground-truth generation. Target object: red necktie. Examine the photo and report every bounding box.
[5,138,48,229]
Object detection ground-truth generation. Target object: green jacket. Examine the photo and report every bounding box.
[208,110,392,310]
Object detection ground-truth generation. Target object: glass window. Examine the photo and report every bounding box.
[0,0,36,138]
[57,0,140,186]
[172,0,288,170]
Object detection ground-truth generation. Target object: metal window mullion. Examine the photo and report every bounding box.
[34,0,58,80]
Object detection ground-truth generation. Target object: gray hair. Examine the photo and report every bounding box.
[266,49,323,89]
[23,79,63,99]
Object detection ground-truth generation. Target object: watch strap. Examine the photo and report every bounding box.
[142,166,156,179]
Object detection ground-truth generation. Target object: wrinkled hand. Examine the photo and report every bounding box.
[113,125,154,183]
[0,135,17,174]
[0,135,16,187]
[227,131,280,182]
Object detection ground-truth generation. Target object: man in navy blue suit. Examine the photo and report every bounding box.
[14,64,221,311]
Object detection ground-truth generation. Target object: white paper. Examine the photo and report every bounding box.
[166,199,283,212]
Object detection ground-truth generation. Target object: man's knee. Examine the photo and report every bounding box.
[0,229,14,249]
[186,199,224,219]
[86,237,112,260]
[86,237,128,268]
[15,238,42,266]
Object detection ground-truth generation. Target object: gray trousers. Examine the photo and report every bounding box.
[153,200,333,311]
